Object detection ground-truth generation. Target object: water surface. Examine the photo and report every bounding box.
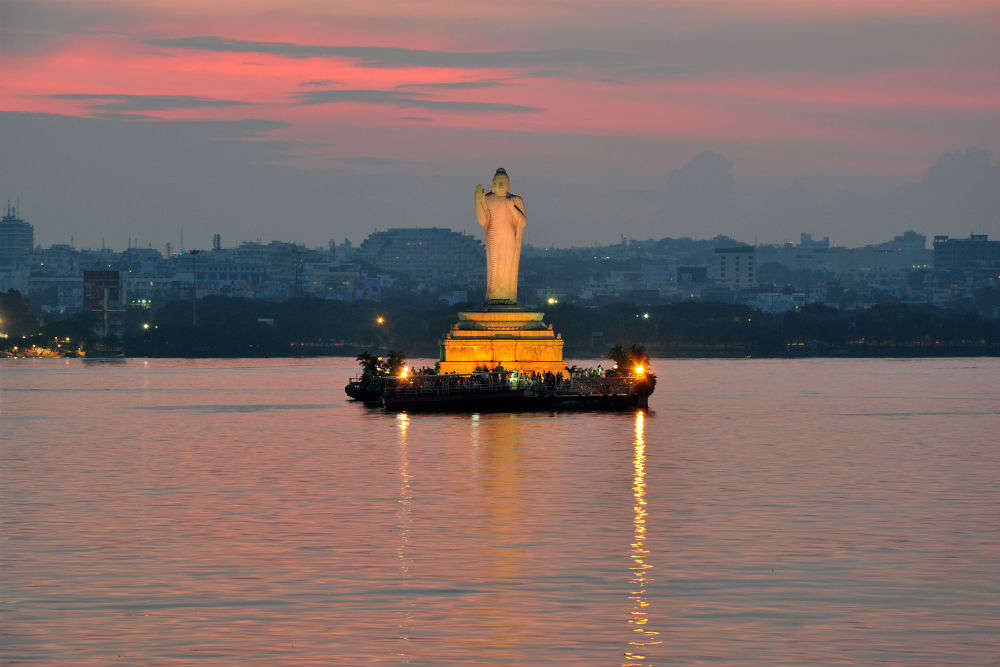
[2,358,998,665]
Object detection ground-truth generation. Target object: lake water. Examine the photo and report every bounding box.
[2,358,999,666]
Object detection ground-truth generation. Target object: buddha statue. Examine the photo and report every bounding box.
[475,168,526,305]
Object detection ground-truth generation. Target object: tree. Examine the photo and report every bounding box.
[0,290,38,341]
[608,344,650,373]
[356,350,381,380]
[381,350,406,376]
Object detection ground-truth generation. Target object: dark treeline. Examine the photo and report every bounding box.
[4,290,1000,358]
[547,301,1000,357]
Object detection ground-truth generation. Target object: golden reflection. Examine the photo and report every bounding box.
[396,412,413,660]
[624,410,661,666]
[472,414,523,654]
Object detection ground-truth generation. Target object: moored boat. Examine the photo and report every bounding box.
[380,371,653,412]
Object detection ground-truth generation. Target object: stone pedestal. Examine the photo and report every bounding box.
[439,310,567,375]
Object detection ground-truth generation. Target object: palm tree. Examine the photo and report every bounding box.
[608,344,629,373]
[356,350,380,380]
[628,344,650,369]
[381,350,406,376]
[608,343,651,375]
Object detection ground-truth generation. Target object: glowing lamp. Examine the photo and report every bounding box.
[400,366,409,379]
[376,316,385,325]
[634,365,645,376]
[142,323,151,330]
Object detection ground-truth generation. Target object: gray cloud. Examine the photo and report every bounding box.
[651,18,996,76]
[300,79,335,87]
[90,112,163,122]
[397,80,506,90]
[142,36,629,69]
[139,16,995,81]
[0,0,148,56]
[805,106,1000,137]
[51,93,251,112]
[524,70,570,79]
[139,118,290,138]
[294,89,542,114]
[4,111,999,250]
[400,116,433,122]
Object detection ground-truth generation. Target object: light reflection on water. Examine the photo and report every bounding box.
[2,357,1000,666]
[396,412,413,662]
[624,411,661,666]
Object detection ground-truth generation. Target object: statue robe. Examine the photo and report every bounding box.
[477,192,526,304]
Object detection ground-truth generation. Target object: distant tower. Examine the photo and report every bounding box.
[212,233,221,251]
[165,242,173,257]
[0,202,35,266]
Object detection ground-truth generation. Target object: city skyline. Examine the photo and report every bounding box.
[2,1,999,250]
[0,200,972,253]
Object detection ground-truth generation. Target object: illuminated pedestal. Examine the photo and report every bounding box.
[439,310,568,375]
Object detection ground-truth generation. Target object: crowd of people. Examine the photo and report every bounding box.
[389,364,641,396]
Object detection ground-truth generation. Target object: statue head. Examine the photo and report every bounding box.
[491,168,510,195]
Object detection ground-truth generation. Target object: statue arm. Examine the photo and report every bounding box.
[510,195,526,229]
[475,185,489,229]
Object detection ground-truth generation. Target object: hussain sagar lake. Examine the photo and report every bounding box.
[2,357,999,666]
[4,171,998,666]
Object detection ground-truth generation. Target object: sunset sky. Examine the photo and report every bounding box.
[2,0,999,248]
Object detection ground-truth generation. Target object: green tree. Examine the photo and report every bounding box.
[381,350,407,376]
[356,350,381,380]
[0,290,38,341]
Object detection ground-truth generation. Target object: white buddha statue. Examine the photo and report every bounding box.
[474,168,526,305]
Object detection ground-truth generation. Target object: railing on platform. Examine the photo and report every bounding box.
[371,372,639,399]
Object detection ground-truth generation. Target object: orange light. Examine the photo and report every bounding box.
[634,365,645,376]
[376,316,385,325]
[400,366,409,379]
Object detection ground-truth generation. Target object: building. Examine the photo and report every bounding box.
[933,234,1000,274]
[713,246,756,289]
[0,203,35,266]
[799,233,830,249]
[677,266,708,284]
[881,230,927,252]
[83,270,123,340]
[29,273,83,314]
[355,228,484,283]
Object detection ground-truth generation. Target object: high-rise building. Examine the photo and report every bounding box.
[83,270,123,340]
[713,246,756,290]
[0,203,35,266]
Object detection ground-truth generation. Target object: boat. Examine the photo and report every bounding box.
[344,377,384,402]
[379,371,653,412]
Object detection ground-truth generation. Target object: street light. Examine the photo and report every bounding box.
[376,316,385,325]
[142,323,151,331]
[546,297,559,305]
